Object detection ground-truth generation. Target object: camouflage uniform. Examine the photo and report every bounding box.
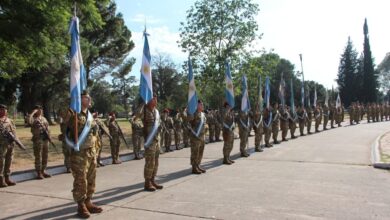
[188,111,207,173]
[95,117,109,165]
[180,109,189,148]
[314,106,322,132]
[207,110,215,142]
[161,113,174,152]
[329,105,336,128]
[263,108,273,147]
[367,104,372,123]
[238,111,250,157]
[272,106,280,144]
[289,108,298,138]
[279,107,290,141]
[354,104,361,124]
[0,116,16,187]
[130,117,144,159]
[222,107,235,164]
[306,106,313,134]
[108,119,121,164]
[173,112,183,150]
[349,104,355,125]
[29,114,50,177]
[215,110,222,141]
[297,107,306,136]
[252,109,263,151]
[323,105,329,130]
[58,108,71,171]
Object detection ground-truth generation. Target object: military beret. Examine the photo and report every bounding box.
[163,108,170,113]
[81,90,89,96]
[0,104,7,109]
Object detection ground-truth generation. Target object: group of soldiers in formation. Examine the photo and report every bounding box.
[1,93,390,218]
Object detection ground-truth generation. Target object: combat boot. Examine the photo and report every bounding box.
[42,171,51,178]
[134,153,143,160]
[85,198,103,213]
[77,201,91,218]
[228,157,235,163]
[254,147,263,152]
[0,177,8,188]
[4,175,16,186]
[223,157,232,165]
[66,168,72,173]
[197,165,206,173]
[144,179,156,191]
[191,165,201,174]
[36,171,44,180]
[151,177,163,189]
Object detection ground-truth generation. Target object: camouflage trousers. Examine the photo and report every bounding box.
[253,126,263,149]
[299,121,305,135]
[289,122,297,137]
[280,120,289,140]
[70,147,97,202]
[272,123,279,142]
[110,135,121,161]
[350,113,355,124]
[323,117,329,129]
[190,135,205,166]
[222,130,234,158]
[315,118,321,131]
[208,124,215,142]
[215,125,221,141]
[330,117,335,127]
[174,130,181,148]
[164,130,173,150]
[239,128,249,153]
[33,138,49,172]
[144,139,159,180]
[263,126,272,145]
[132,132,142,154]
[307,119,312,133]
[182,129,189,148]
[0,144,13,177]
[62,140,71,169]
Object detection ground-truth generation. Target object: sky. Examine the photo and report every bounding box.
[115,0,390,89]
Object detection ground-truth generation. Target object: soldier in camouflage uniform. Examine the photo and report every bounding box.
[323,103,330,130]
[130,115,144,159]
[289,105,298,139]
[222,102,236,164]
[367,103,372,123]
[329,103,336,128]
[314,104,322,132]
[238,109,250,157]
[108,112,122,164]
[180,107,189,148]
[271,103,280,144]
[188,100,207,174]
[215,109,222,142]
[335,105,342,127]
[173,109,183,150]
[58,105,72,172]
[134,95,163,192]
[263,107,273,147]
[161,109,174,152]
[297,105,306,136]
[207,109,215,143]
[355,103,361,124]
[279,105,290,141]
[306,105,313,134]
[66,91,102,218]
[93,109,111,166]
[252,106,263,151]
[380,103,384,122]
[29,105,51,179]
[349,103,355,125]
[0,104,17,187]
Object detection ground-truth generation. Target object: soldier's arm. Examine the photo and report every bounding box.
[133,104,145,120]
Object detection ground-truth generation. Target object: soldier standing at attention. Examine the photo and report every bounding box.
[130,114,144,160]
[252,106,263,151]
[289,105,298,139]
[161,109,174,152]
[93,109,111,166]
[0,104,17,187]
[215,109,222,142]
[58,104,72,173]
[173,109,183,150]
[108,112,121,164]
[207,109,215,143]
[349,103,355,125]
[323,103,330,130]
[238,109,250,157]
[306,105,313,134]
[188,100,207,174]
[29,105,51,179]
[329,103,336,128]
[279,105,290,141]
[65,91,102,218]
[314,104,322,132]
[271,103,280,144]
[180,107,189,148]
[222,102,236,164]
[263,107,273,147]
[297,105,306,136]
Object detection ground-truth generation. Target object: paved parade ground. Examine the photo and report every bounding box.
[1,121,390,220]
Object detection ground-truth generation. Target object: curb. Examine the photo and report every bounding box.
[371,132,390,170]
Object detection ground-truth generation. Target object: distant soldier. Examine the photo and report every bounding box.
[329,103,336,128]
[0,104,17,187]
[367,103,372,123]
[188,100,207,174]
[173,109,183,150]
[93,109,111,166]
[222,102,236,164]
[349,103,355,125]
[380,103,385,122]
[238,109,250,157]
[336,105,342,127]
[314,104,322,132]
[323,104,330,130]
[297,105,306,136]
[306,105,313,134]
[289,106,298,138]
[355,103,361,124]
[29,105,51,179]
[341,103,345,122]
[215,109,222,142]
[161,109,174,152]
[207,109,215,143]
[386,103,390,121]
[263,107,273,147]
[134,95,163,191]
[279,105,290,141]
[108,112,121,164]
[374,103,379,122]
[272,103,280,144]
[130,114,144,159]
[252,106,263,151]
[58,104,72,173]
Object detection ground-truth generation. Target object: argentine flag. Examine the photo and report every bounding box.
[336,93,341,108]
[241,75,250,113]
[265,76,270,109]
[187,56,198,115]
[139,31,153,104]
[225,61,235,108]
[69,16,86,113]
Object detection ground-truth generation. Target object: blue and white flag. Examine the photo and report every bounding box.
[290,79,295,113]
[187,56,198,116]
[278,72,286,107]
[69,16,86,113]
[257,74,263,112]
[301,80,305,107]
[314,86,317,107]
[139,31,153,104]
[307,89,311,107]
[325,89,329,107]
[336,93,341,108]
[241,75,250,113]
[225,61,235,108]
[264,76,270,109]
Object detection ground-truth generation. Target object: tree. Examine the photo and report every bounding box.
[111,58,136,114]
[90,80,116,115]
[337,37,359,106]
[361,18,378,102]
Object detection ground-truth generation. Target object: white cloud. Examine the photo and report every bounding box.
[128,13,162,24]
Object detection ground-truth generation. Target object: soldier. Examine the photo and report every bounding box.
[314,104,322,132]
[65,91,102,218]
[188,100,207,174]
[29,105,51,179]
[161,109,174,152]
[93,109,111,166]
[306,105,313,134]
[252,106,263,151]
[297,105,306,136]
[355,103,361,124]
[222,102,235,164]
[279,105,290,141]
[180,107,189,148]
[271,103,280,144]
[108,112,121,164]
[207,109,215,143]
[380,103,385,122]
[374,103,379,122]
[58,104,72,173]
[289,106,298,139]
[0,104,17,187]
[134,95,163,191]
[238,108,250,157]
[349,103,355,125]
[329,103,336,128]
[214,109,222,142]
[173,109,183,150]
[335,105,342,127]
[367,103,372,123]
[323,103,330,130]
[130,114,144,160]
[263,107,273,147]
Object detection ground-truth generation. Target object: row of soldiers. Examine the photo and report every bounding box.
[349,102,390,125]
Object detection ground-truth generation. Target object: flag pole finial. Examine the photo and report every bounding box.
[73,2,77,16]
